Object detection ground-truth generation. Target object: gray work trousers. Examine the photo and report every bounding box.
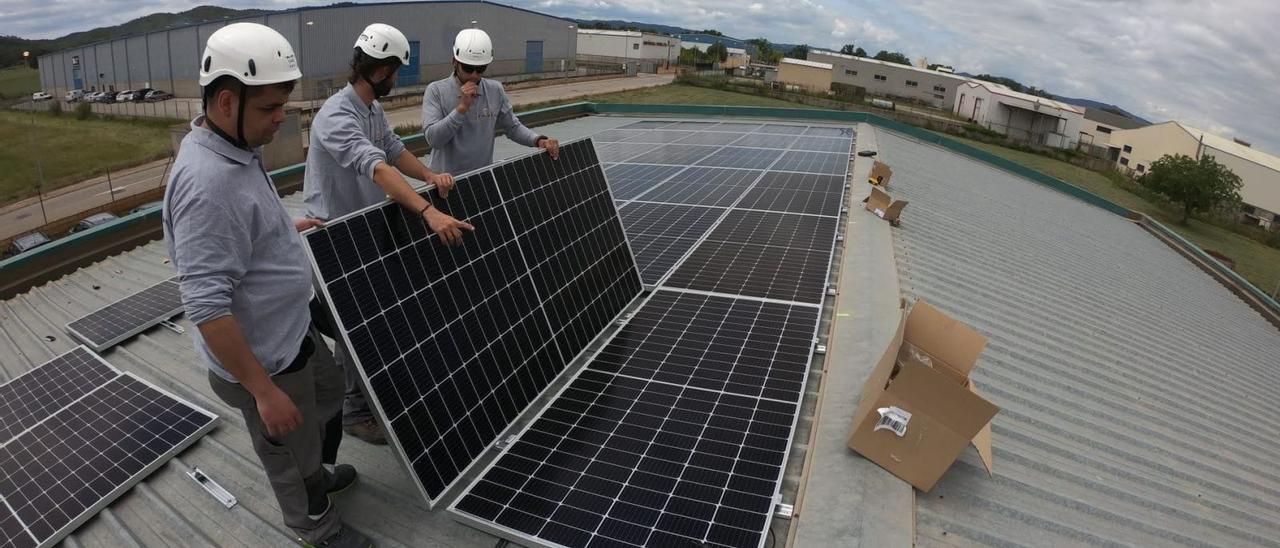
[208,331,345,545]
[333,340,374,426]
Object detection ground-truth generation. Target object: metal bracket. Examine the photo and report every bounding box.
[836,234,845,243]
[496,434,518,449]
[159,320,185,334]
[189,467,236,509]
[815,344,827,355]
[773,494,795,519]
[826,287,838,296]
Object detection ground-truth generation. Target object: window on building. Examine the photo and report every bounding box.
[633,43,639,50]
[1097,125,1112,134]
[1136,164,1145,173]
[905,80,918,87]
[1119,157,1129,166]
[1242,205,1256,214]
[874,74,887,81]
[845,69,857,76]
[1273,213,1280,222]
[1123,145,1132,153]
[933,94,945,100]
[933,85,946,92]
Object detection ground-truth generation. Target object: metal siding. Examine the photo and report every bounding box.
[168,26,200,80]
[147,34,172,91]
[877,130,1280,547]
[267,12,301,66]
[95,43,116,91]
[125,36,147,88]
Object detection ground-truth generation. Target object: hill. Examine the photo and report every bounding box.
[0,5,273,66]
[1051,95,1152,124]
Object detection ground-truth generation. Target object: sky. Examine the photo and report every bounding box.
[6,0,1278,152]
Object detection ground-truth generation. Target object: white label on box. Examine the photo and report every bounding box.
[874,208,886,218]
[875,406,912,437]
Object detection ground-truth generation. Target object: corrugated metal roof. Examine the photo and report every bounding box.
[877,130,1280,546]
[781,58,834,70]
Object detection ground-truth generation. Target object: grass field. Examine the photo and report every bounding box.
[943,133,1280,292]
[0,66,40,101]
[0,110,174,203]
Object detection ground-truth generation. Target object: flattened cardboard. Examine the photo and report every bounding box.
[868,161,893,187]
[865,187,908,223]
[848,299,1000,492]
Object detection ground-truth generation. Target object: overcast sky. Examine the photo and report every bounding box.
[7,0,1277,151]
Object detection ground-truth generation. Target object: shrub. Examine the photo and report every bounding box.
[47,100,62,116]
[75,101,92,120]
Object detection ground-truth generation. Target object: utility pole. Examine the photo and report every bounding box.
[24,51,49,224]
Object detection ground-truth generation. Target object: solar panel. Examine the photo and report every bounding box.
[0,346,119,444]
[65,277,184,352]
[802,126,853,137]
[702,210,838,251]
[596,142,658,163]
[736,172,846,217]
[730,133,798,150]
[592,130,645,143]
[663,240,832,305]
[0,372,217,548]
[618,203,726,285]
[452,290,820,548]
[753,124,808,135]
[617,121,676,130]
[674,132,745,146]
[772,150,848,175]
[305,138,642,507]
[627,144,721,167]
[621,130,696,144]
[695,147,783,171]
[788,136,853,154]
[669,121,721,130]
[631,167,760,208]
[709,123,763,133]
[604,164,686,201]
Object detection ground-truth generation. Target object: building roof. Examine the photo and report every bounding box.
[957,79,1084,114]
[576,29,644,38]
[1083,107,1148,130]
[780,57,833,70]
[1174,122,1280,174]
[877,129,1280,545]
[809,49,970,83]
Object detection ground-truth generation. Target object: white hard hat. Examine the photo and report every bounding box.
[199,23,301,87]
[355,23,410,64]
[453,28,494,65]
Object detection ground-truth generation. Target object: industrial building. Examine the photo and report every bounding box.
[575,29,678,71]
[776,57,833,92]
[675,33,750,52]
[1079,107,1147,147]
[1109,121,1280,228]
[954,79,1085,149]
[36,0,578,101]
[808,49,968,109]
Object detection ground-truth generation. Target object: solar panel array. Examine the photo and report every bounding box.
[65,277,184,352]
[305,139,642,508]
[452,120,853,548]
[0,346,217,548]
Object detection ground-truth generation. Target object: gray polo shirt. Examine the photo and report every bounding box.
[303,83,407,220]
[422,75,541,175]
[163,117,313,383]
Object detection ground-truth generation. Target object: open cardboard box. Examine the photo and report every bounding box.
[847,299,999,492]
[868,161,893,187]
[865,186,908,225]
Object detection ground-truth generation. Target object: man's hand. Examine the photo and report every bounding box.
[537,137,560,160]
[255,384,303,438]
[294,218,325,233]
[429,172,456,198]
[457,81,479,114]
[423,207,475,247]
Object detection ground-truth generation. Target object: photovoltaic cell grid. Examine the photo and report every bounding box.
[736,172,846,217]
[618,202,726,285]
[631,167,759,208]
[603,164,685,201]
[65,277,183,352]
[306,139,642,507]
[0,347,118,444]
[453,291,819,548]
[0,351,216,548]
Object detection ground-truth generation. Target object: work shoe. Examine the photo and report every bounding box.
[327,464,358,497]
[304,524,374,548]
[342,419,387,445]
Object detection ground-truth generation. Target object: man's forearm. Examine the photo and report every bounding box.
[199,315,276,397]
[373,161,431,213]
[394,149,433,182]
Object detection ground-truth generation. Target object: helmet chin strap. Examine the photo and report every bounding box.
[202,86,251,150]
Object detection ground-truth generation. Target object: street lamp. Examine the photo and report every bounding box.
[23,50,49,224]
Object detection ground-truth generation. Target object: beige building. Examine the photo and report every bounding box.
[1110,121,1280,228]
[776,58,832,93]
[1079,108,1147,147]
[809,50,968,109]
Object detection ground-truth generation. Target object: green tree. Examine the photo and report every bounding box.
[747,38,782,64]
[872,50,911,65]
[1143,153,1243,225]
[787,44,809,60]
[706,42,729,63]
[699,29,724,37]
[839,43,858,55]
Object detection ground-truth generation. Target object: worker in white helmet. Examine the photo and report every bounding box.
[304,23,473,448]
[163,23,373,548]
[422,27,559,174]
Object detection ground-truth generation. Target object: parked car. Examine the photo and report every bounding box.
[131,88,154,102]
[144,90,173,102]
[31,91,52,102]
[130,201,163,215]
[115,90,137,102]
[68,212,119,235]
[65,89,85,102]
[95,91,117,103]
[7,232,51,257]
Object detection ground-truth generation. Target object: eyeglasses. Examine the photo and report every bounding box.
[459,63,488,74]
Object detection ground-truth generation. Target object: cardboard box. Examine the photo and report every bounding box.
[847,299,999,492]
[868,161,893,187]
[864,186,908,225]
